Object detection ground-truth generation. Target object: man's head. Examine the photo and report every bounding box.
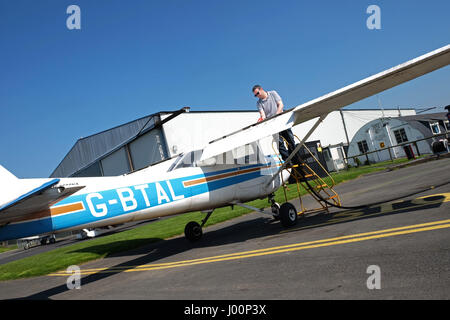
[252,85,266,99]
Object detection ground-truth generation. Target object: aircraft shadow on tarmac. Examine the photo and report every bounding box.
[66,179,450,257]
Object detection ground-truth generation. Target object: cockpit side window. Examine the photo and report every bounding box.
[170,142,267,171]
[214,142,267,167]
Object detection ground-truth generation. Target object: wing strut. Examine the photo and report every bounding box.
[266,113,329,186]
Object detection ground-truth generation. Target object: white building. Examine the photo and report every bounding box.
[347,112,449,165]
[286,108,416,171]
[51,107,417,178]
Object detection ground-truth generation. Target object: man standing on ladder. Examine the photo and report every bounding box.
[252,85,297,162]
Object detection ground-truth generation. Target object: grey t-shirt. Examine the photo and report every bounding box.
[257,90,282,118]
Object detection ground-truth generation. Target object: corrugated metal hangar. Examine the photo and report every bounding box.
[347,112,449,165]
[50,107,417,178]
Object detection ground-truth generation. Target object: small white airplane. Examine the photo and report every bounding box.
[1,45,449,242]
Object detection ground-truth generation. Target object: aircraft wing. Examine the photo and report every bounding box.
[0,178,85,225]
[200,44,450,161]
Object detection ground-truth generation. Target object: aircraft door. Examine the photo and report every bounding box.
[234,142,266,202]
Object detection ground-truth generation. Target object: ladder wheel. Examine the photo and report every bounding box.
[279,202,298,227]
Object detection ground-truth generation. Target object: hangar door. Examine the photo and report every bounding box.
[129,129,168,171]
[100,129,168,176]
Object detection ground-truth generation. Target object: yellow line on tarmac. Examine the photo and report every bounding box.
[49,219,450,277]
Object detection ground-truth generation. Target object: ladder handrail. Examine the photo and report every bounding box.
[272,135,342,212]
[293,134,337,188]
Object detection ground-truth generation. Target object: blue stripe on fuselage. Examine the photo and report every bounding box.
[0,162,277,241]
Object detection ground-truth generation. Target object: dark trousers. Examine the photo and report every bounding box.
[278,129,296,161]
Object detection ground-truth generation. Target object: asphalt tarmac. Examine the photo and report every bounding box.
[0,157,449,301]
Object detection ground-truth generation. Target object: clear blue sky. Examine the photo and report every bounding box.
[1,0,449,178]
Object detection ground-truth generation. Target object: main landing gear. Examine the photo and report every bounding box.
[278,202,298,227]
[183,195,300,242]
[269,132,341,228]
[269,193,297,227]
[268,193,280,220]
[184,209,214,242]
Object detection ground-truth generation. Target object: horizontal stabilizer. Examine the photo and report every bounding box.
[200,44,450,161]
[0,168,85,224]
[0,179,60,214]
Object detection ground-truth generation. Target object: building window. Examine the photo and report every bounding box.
[357,140,369,154]
[393,128,408,144]
[429,122,441,135]
[444,121,450,132]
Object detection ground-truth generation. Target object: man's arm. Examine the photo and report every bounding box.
[276,100,284,114]
[272,91,284,114]
[259,108,266,120]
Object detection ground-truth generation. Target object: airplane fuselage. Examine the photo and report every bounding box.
[0,155,287,241]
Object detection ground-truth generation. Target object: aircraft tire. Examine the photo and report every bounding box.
[279,202,298,227]
[185,221,203,242]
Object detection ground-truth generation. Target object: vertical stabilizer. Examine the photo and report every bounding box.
[0,165,19,205]
[0,165,18,183]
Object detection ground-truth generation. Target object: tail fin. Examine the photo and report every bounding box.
[0,165,19,204]
[0,165,18,183]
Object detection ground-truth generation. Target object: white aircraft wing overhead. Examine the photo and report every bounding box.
[200,44,450,161]
[0,177,85,225]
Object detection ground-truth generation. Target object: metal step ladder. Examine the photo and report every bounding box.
[273,136,341,216]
